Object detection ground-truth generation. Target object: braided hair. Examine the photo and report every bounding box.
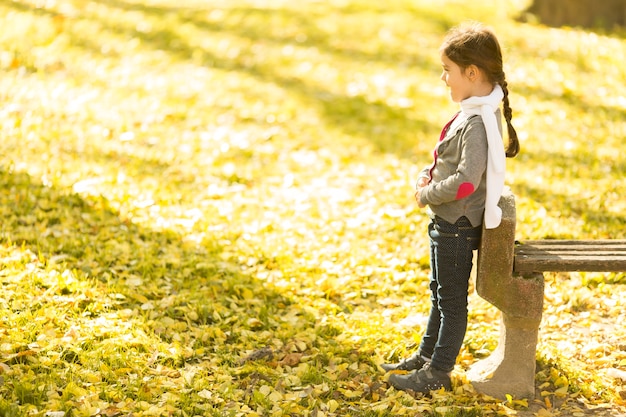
[441,23,520,158]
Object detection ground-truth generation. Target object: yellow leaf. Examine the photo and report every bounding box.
[82,372,101,384]
[554,376,568,388]
[143,405,166,416]
[327,399,339,413]
[125,276,143,287]
[513,398,528,407]
[128,292,148,303]
[435,406,450,415]
[555,386,569,397]
[198,389,212,399]
[373,402,390,412]
[268,391,283,402]
[241,288,254,300]
[247,318,263,329]
[338,388,362,399]
[212,328,226,340]
[64,382,88,399]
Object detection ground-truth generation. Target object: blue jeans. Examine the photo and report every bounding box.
[418,216,482,373]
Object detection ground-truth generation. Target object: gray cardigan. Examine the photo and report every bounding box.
[418,113,499,227]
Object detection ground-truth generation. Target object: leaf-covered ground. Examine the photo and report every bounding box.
[0,0,625,416]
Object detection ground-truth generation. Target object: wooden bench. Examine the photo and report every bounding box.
[514,240,626,273]
[466,188,626,400]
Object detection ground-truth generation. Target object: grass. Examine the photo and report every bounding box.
[1,0,625,416]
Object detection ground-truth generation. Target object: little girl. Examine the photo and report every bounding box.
[381,23,520,393]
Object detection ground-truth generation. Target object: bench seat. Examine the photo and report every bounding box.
[514,240,626,273]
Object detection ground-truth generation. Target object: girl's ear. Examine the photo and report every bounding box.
[465,64,480,81]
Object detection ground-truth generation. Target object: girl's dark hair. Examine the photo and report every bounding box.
[441,23,520,158]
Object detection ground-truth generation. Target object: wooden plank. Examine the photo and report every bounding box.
[517,240,626,249]
[519,240,626,245]
[513,240,626,273]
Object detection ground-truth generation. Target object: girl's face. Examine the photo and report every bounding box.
[440,54,474,102]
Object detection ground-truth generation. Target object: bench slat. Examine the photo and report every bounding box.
[517,240,626,248]
[514,240,626,273]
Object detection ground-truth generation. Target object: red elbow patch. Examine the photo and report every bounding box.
[456,182,475,200]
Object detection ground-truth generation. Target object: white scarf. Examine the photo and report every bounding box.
[460,84,505,229]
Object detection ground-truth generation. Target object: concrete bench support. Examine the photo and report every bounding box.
[467,189,544,399]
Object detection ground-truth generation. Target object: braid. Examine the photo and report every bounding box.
[500,79,520,158]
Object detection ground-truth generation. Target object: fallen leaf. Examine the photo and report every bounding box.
[280,353,302,367]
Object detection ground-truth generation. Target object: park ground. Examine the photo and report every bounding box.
[0,0,625,416]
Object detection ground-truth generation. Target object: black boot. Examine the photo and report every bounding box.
[388,362,451,393]
[380,352,428,372]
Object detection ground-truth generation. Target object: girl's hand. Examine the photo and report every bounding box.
[416,177,429,188]
[415,188,426,208]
